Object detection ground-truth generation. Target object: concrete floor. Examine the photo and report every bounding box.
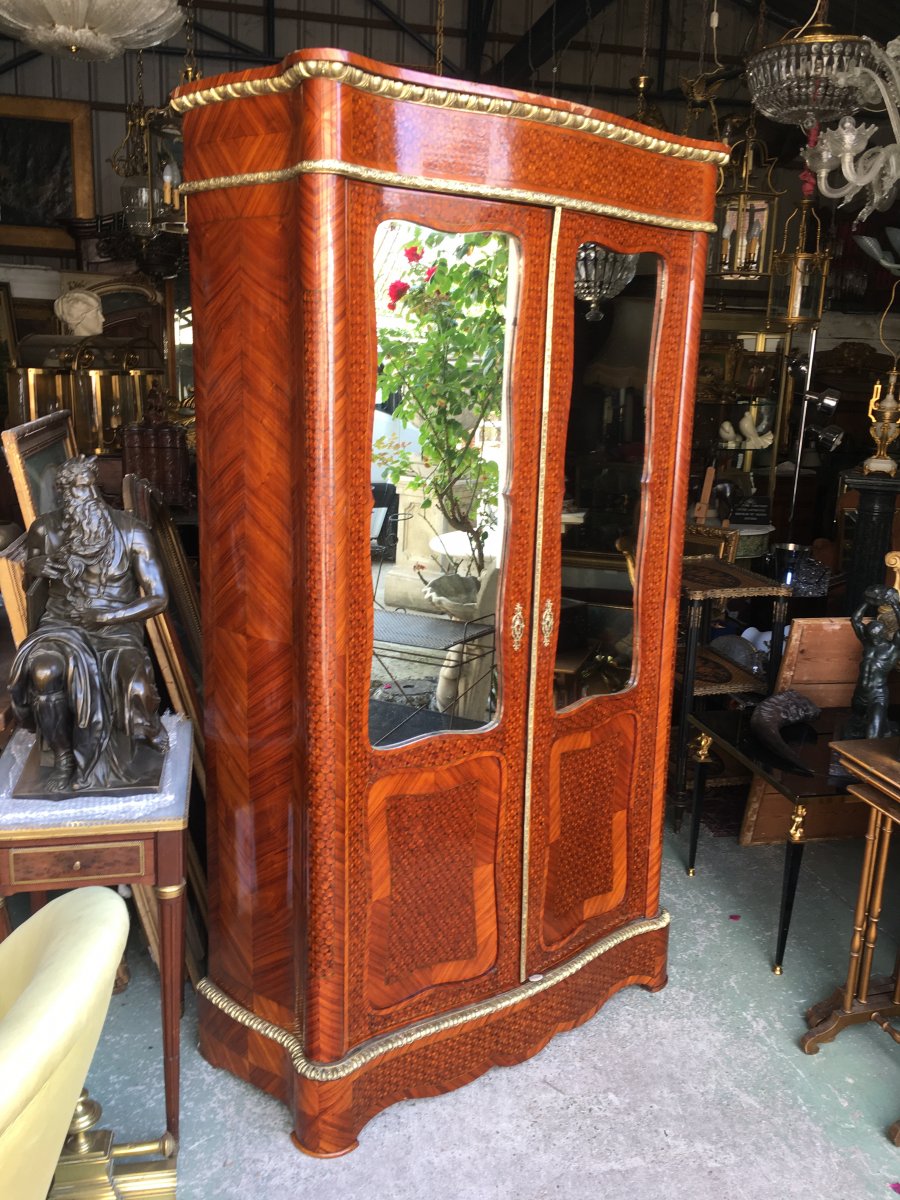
[82,824,900,1200]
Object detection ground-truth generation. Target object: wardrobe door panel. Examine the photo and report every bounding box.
[542,712,635,947]
[365,754,504,1010]
[524,211,700,976]
[342,185,550,1044]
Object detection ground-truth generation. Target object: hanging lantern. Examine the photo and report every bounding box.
[708,125,781,282]
[0,0,182,61]
[767,150,831,330]
[110,50,188,241]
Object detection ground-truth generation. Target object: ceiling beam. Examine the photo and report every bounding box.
[465,0,495,78]
[483,0,616,87]
[364,0,460,76]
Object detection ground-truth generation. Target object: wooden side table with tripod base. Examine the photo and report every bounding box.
[802,735,900,1144]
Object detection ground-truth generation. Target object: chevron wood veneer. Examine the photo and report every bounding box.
[176,48,720,1157]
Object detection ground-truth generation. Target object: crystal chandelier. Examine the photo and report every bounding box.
[745,1,877,130]
[0,0,182,60]
[574,244,639,321]
[802,40,900,221]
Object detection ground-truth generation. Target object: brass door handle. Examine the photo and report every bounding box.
[511,602,525,651]
[541,598,554,647]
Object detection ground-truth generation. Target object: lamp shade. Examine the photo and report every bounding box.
[0,1,183,61]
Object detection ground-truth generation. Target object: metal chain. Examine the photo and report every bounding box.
[585,0,597,103]
[435,0,445,76]
[136,47,145,110]
[183,0,199,83]
[641,0,652,73]
[551,0,558,95]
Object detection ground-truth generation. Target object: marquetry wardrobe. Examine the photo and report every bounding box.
[174,51,725,1156]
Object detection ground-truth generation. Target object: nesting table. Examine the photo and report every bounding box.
[0,713,191,1142]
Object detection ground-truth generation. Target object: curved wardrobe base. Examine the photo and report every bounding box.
[197,913,669,1157]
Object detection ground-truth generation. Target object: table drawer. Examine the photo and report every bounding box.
[9,840,147,885]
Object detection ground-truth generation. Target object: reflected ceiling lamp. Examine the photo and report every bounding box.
[574,244,639,321]
[0,0,183,61]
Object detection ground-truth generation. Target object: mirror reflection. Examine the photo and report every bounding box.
[369,220,516,748]
[555,248,657,708]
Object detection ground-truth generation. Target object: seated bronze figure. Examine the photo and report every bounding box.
[9,456,169,795]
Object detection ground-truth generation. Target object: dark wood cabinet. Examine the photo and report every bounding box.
[174,49,724,1156]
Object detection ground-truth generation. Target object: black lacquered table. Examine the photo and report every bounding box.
[687,706,855,973]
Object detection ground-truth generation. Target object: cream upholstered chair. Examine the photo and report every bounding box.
[0,887,129,1200]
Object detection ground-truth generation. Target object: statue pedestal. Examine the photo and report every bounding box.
[842,470,900,612]
[0,712,191,1142]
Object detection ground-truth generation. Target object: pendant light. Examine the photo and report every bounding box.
[0,0,182,61]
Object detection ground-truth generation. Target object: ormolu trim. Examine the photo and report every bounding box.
[198,909,670,1082]
[170,58,729,167]
[519,205,562,982]
[178,159,716,233]
[155,881,187,899]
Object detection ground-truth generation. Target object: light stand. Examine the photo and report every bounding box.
[787,385,840,532]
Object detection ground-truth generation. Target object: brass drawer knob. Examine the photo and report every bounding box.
[72,860,82,871]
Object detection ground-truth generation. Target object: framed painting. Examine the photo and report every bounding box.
[1,410,76,526]
[0,96,95,253]
[122,473,204,759]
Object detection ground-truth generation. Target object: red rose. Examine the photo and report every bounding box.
[404,245,423,263]
[388,280,410,303]
[387,301,396,311]
[425,265,437,281]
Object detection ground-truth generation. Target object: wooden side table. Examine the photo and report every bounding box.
[803,735,900,1144]
[0,714,192,1142]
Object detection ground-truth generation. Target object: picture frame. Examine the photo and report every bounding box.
[1,410,77,527]
[683,523,740,562]
[0,282,18,369]
[123,473,208,982]
[122,473,204,771]
[0,96,95,253]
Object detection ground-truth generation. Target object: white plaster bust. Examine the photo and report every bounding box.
[54,289,104,338]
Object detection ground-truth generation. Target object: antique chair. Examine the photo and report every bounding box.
[0,887,129,1200]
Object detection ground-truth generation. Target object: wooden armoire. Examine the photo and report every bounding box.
[173,51,725,1156]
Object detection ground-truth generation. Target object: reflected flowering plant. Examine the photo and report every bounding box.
[374,230,509,574]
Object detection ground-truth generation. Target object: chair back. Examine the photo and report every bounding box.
[0,888,129,1200]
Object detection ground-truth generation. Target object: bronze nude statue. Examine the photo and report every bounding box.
[9,456,169,795]
[847,584,900,740]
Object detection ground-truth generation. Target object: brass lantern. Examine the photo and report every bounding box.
[708,126,781,282]
[767,199,831,327]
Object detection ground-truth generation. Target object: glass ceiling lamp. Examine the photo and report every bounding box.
[0,0,182,61]
[708,121,781,282]
[745,0,878,131]
[574,244,639,321]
